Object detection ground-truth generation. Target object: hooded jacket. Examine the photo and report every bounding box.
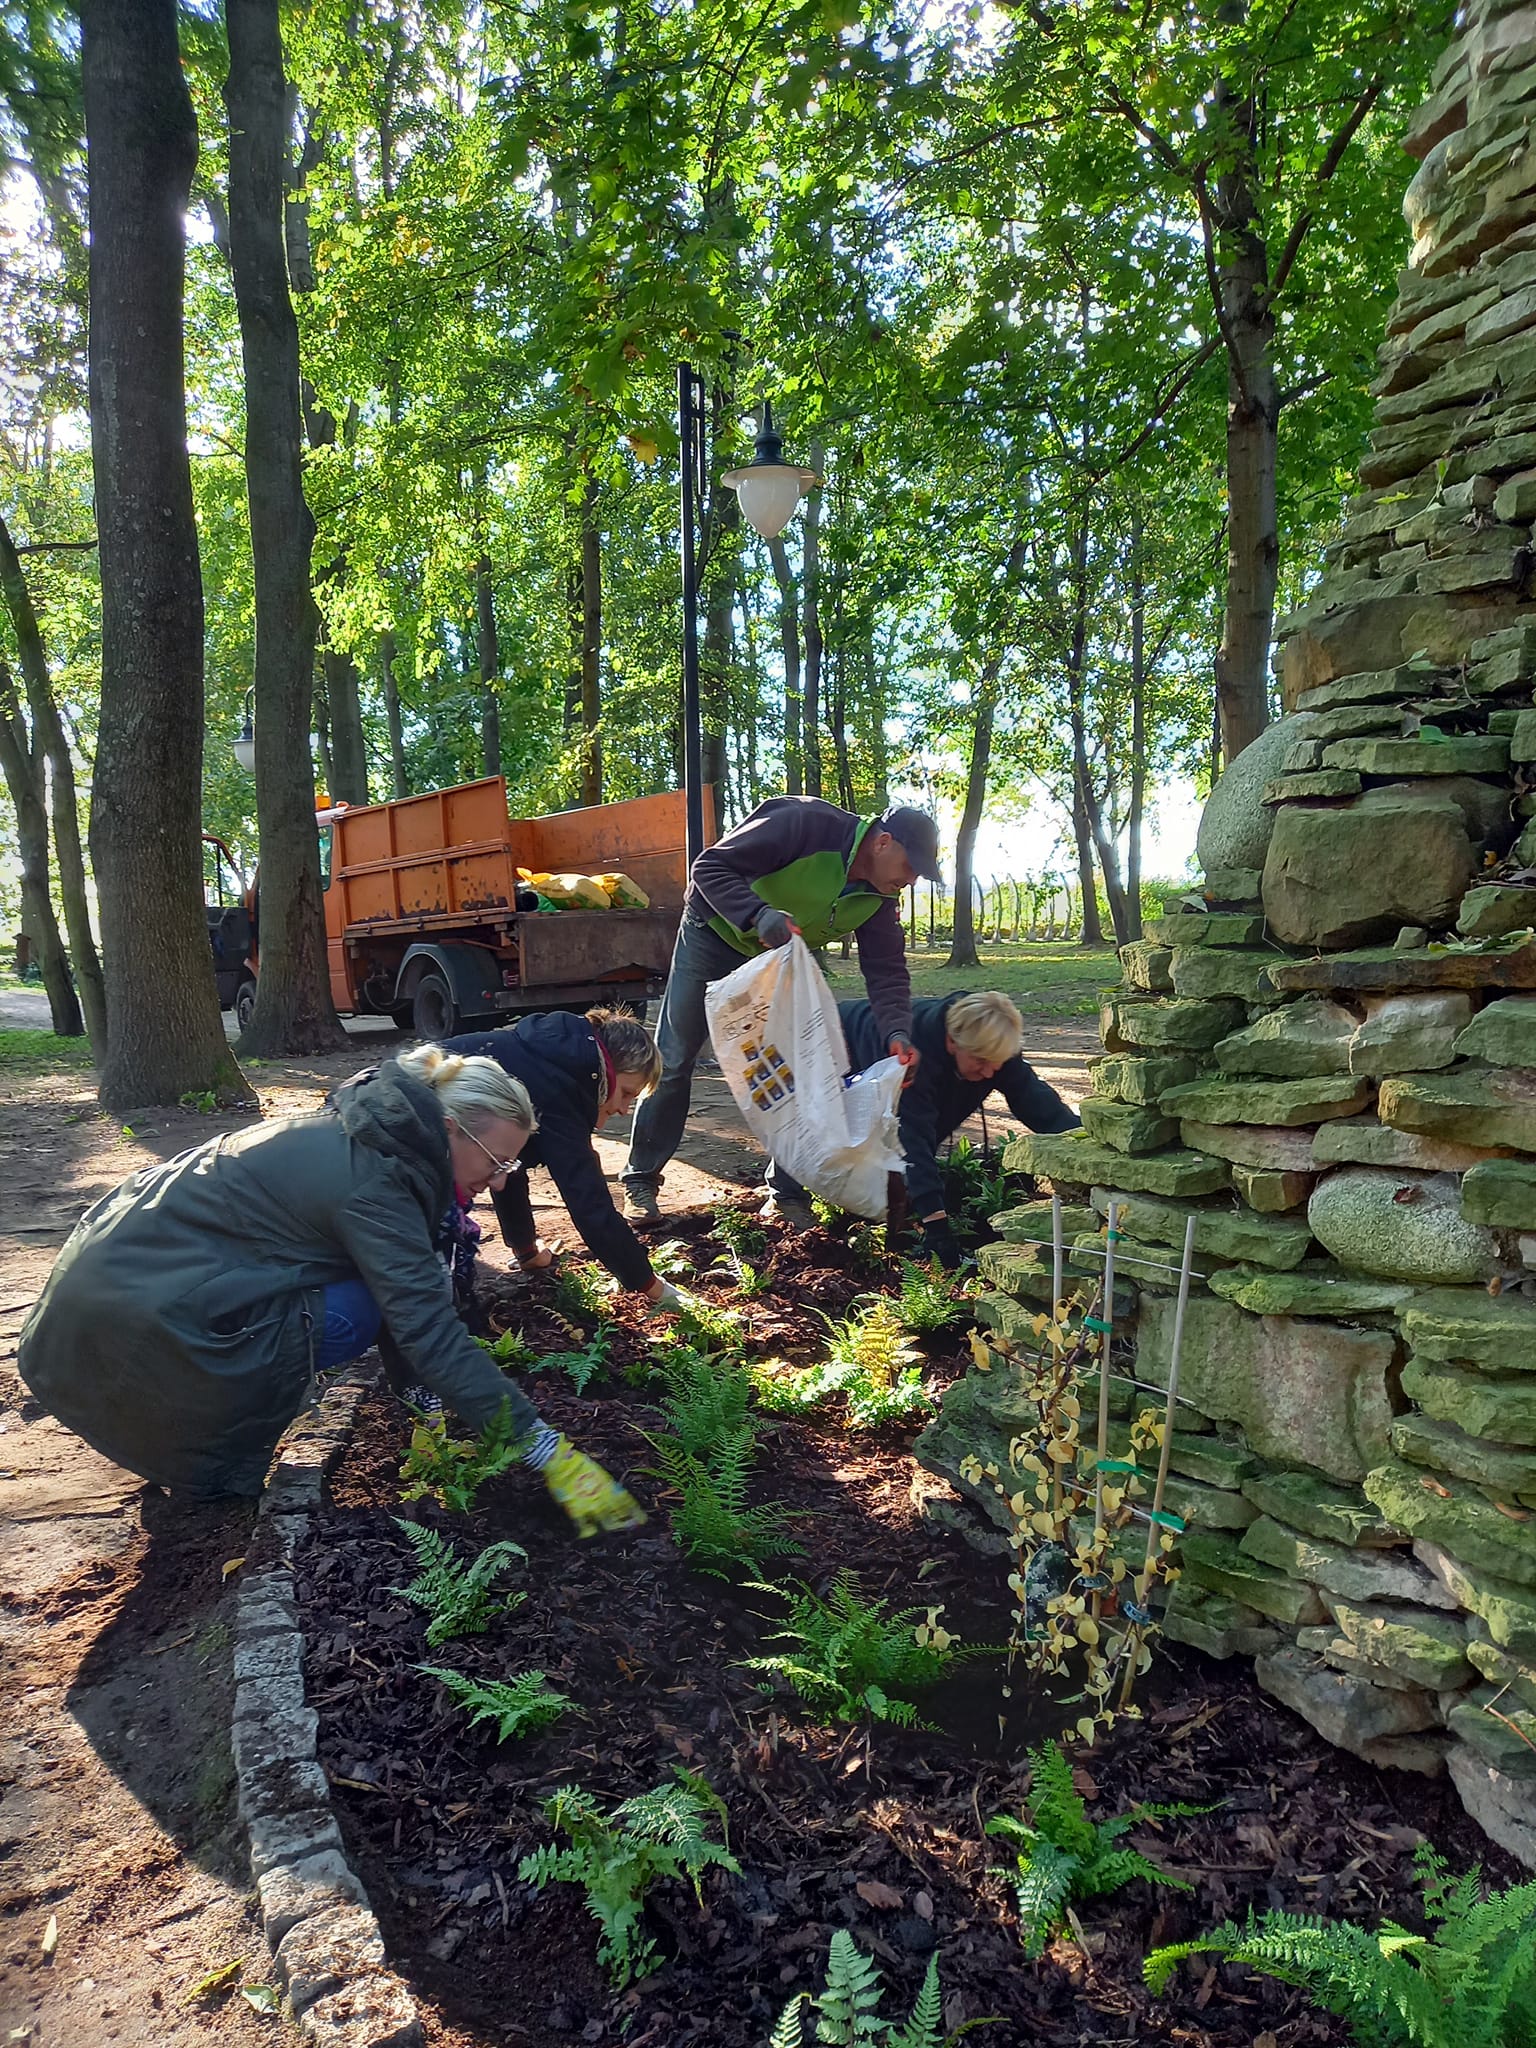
[17,1060,540,1496]
[445,1014,654,1293]
[686,796,912,1041]
[838,994,1080,1220]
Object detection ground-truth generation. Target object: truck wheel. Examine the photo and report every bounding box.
[235,978,258,1034]
[411,973,457,1040]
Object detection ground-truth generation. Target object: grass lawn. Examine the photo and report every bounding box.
[819,939,1119,1017]
[0,1026,95,1075]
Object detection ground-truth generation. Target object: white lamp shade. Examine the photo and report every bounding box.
[722,462,816,540]
[233,733,256,774]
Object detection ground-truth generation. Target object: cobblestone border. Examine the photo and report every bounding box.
[232,1371,426,2048]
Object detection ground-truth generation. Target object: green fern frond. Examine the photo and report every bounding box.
[771,1995,808,2048]
[416,1663,569,1742]
[1003,1838,1083,1960]
[1023,1741,1098,1859]
[814,1929,886,2044]
[1081,1846,1193,1901]
[885,1952,943,2048]
[390,1521,527,1646]
[518,1770,739,1989]
[743,1572,962,1724]
[655,1435,803,1576]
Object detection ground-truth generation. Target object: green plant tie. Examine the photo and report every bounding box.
[1082,1315,1112,1334]
[1094,1457,1140,1475]
[1147,1508,1185,1532]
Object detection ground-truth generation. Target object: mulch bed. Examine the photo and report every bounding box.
[292,1210,1516,2048]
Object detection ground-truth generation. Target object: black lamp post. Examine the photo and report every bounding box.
[677,370,819,866]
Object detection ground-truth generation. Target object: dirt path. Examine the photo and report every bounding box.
[0,1015,1093,2043]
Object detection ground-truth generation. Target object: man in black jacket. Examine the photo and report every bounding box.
[769,990,1079,1264]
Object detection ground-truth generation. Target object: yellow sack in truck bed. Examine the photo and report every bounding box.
[517,869,612,910]
[596,872,650,909]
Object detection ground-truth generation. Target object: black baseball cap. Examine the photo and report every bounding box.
[879,806,941,883]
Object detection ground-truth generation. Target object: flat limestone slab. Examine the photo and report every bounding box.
[1364,1459,1536,1590]
[1087,1188,1314,1269]
[1087,1053,1198,1105]
[1208,1266,1412,1316]
[1391,1413,1536,1506]
[1180,1531,1329,1626]
[1001,1129,1229,1195]
[1102,995,1247,1052]
[1162,1074,1371,1128]
[1268,939,1536,996]
[1231,1164,1315,1211]
[1078,1097,1180,1155]
[1461,1157,1536,1226]
[1455,994,1536,1066]
[1241,1468,1404,1548]
[1312,1115,1505,1172]
[1400,1287,1536,1370]
[1401,1356,1536,1446]
[1214,999,1356,1079]
[1146,912,1266,948]
[1320,735,1511,775]
[1380,1065,1536,1152]
[1178,1119,1319,1170]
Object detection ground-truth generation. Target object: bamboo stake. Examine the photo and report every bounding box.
[1118,1213,1196,1709]
[1090,1201,1119,1621]
[1051,1192,1063,1313]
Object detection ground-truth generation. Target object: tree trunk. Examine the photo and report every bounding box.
[865,620,888,811]
[378,628,409,795]
[0,510,107,1049]
[81,0,249,1110]
[313,665,335,797]
[224,0,344,1056]
[321,632,369,802]
[948,674,997,970]
[1126,503,1146,942]
[700,392,738,809]
[579,475,602,805]
[0,663,82,1035]
[476,550,501,779]
[801,442,824,798]
[767,534,802,795]
[1209,75,1277,766]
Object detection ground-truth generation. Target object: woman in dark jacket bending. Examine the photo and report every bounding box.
[445,1009,678,1309]
[17,1046,643,1534]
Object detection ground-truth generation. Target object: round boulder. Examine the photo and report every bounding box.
[1307,1165,1498,1284]
[1196,713,1319,877]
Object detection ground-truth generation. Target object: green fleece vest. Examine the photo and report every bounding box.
[707,815,888,956]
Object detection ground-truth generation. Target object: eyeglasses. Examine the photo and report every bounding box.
[449,1117,520,1181]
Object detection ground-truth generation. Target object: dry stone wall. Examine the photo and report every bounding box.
[917,0,1536,1869]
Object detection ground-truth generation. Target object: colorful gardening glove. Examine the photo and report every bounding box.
[532,1430,647,1538]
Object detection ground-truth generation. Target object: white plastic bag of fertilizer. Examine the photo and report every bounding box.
[704,935,905,1218]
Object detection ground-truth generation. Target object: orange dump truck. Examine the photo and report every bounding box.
[223,778,715,1038]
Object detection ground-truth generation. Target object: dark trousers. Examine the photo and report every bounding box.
[622,913,753,1193]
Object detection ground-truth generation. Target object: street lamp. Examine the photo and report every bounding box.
[721,401,819,540]
[232,686,256,774]
[677,368,818,865]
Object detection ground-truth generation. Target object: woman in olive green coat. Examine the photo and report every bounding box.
[18,1046,642,1535]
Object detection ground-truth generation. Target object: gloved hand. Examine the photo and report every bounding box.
[540,1434,647,1538]
[919,1217,963,1270]
[644,1277,684,1314]
[755,906,799,949]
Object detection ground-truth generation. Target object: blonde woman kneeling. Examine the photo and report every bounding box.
[18,1046,643,1534]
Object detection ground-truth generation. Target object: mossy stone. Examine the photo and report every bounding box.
[1364,1460,1536,1590]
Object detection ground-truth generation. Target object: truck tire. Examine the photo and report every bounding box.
[411,972,457,1041]
[235,978,258,1034]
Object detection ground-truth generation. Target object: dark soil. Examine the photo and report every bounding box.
[294,1214,1517,2048]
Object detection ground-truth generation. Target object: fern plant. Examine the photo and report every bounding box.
[820,1298,932,1428]
[654,1346,756,1461]
[552,1260,614,1324]
[417,1663,571,1742]
[649,1237,694,1279]
[651,1435,803,1578]
[713,1203,767,1263]
[518,1770,740,1987]
[989,1740,1203,1959]
[1144,1845,1536,2048]
[896,1259,967,1334]
[390,1520,527,1646]
[939,1136,1013,1231]
[397,1400,523,1513]
[478,1326,536,1368]
[534,1326,612,1393]
[674,1290,746,1352]
[772,1930,941,2048]
[744,1571,965,1726]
